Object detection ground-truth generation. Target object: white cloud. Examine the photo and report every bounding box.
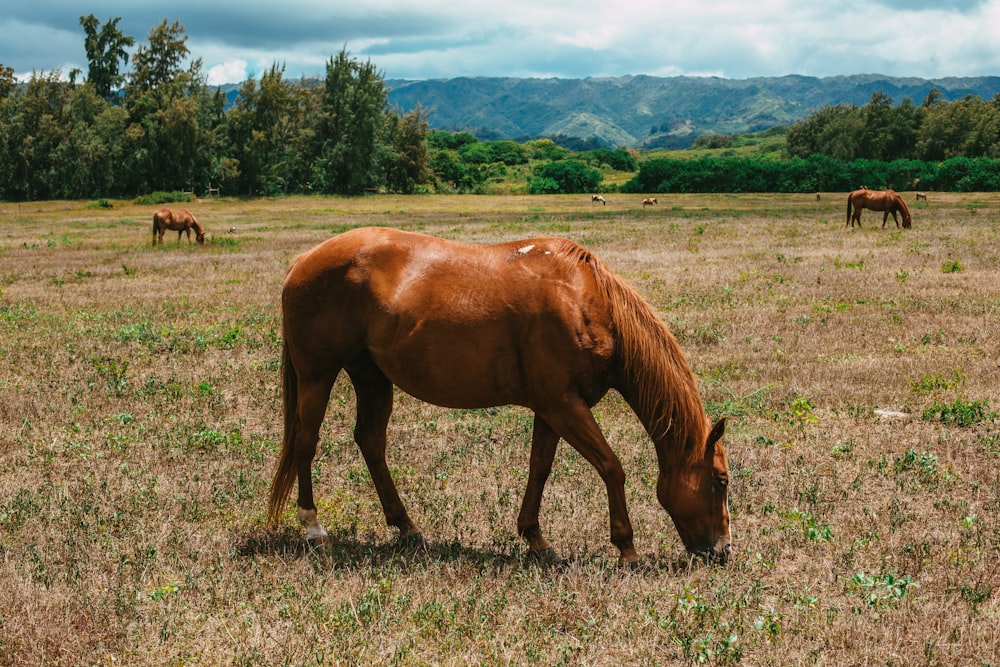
[207,59,248,86]
[3,1,1000,83]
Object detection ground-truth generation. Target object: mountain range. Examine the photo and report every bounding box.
[383,74,1000,149]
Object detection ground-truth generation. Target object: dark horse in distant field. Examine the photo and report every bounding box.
[152,209,205,245]
[846,189,912,229]
[267,227,731,565]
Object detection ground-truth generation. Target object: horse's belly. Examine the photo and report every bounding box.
[368,325,527,408]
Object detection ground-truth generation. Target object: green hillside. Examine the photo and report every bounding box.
[385,74,1000,149]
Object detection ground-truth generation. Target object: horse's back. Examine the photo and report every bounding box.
[282,227,615,408]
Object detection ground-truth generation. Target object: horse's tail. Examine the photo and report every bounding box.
[846,194,853,226]
[266,338,299,525]
[152,214,159,245]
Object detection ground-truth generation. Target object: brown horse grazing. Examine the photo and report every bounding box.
[152,209,205,245]
[267,227,731,565]
[643,197,658,207]
[846,189,912,229]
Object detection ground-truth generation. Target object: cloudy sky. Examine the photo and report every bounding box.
[3,1,1000,85]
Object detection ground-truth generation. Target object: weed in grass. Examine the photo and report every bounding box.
[922,398,994,427]
[911,369,965,393]
[941,258,965,273]
[847,571,917,612]
[788,397,819,428]
[780,508,833,542]
[893,449,940,483]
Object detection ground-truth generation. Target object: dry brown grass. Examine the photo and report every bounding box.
[1,192,998,665]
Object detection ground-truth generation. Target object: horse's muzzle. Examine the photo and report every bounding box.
[696,542,732,565]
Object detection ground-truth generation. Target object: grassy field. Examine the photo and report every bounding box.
[1,192,998,665]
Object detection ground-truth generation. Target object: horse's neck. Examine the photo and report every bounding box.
[616,355,705,466]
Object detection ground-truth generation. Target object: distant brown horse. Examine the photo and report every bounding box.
[642,197,658,207]
[152,209,205,245]
[846,189,912,229]
[267,227,731,565]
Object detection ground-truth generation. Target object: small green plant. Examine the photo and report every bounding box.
[789,397,818,427]
[941,259,964,273]
[754,607,783,641]
[847,571,917,610]
[922,398,994,427]
[780,508,833,542]
[911,369,965,393]
[147,581,181,601]
[894,449,939,480]
[91,355,129,396]
[832,441,854,457]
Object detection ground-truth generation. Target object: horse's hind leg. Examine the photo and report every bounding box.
[517,415,560,558]
[346,353,421,542]
[293,376,338,543]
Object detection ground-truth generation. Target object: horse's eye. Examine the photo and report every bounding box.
[717,476,729,488]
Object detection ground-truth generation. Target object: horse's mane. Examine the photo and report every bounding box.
[893,192,911,218]
[556,240,707,464]
[188,213,204,233]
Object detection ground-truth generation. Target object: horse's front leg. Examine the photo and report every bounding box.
[540,401,638,566]
[517,415,560,560]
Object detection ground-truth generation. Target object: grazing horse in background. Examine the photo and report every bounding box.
[915,192,927,202]
[592,194,606,205]
[642,198,658,207]
[152,209,205,245]
[267,227,731,566]
[846,189,912,229]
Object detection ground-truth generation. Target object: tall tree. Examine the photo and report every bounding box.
[0,63,15,99]
[315,48,389,194]
[385,104,431,193]
[127,19,190,98]
[79,15,134,101]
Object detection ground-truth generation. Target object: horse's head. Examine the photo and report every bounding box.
[196,230,206,244]
[657,418,731,563]
[899,199,912,228]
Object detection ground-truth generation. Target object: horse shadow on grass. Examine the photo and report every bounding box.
[234,526,708,576]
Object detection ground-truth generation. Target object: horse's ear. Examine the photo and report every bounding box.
[707,418,726,450]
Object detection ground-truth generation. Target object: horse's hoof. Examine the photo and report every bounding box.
[619,556,653,572]
[526,547,560,565]
[306,534,332,554]
[398,531,426,549]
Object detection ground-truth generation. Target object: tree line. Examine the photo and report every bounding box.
[623,90,1000,193]
[4,17,1000,200]
[0,17,433,200]
[786,89,1000,162]
[622,153,1000,194]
